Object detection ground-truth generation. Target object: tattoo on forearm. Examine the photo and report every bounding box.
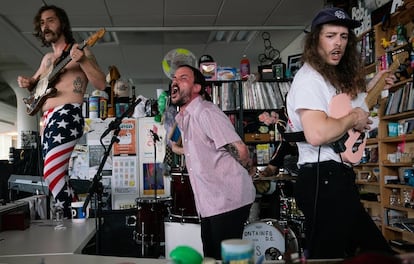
[225,143,241,163]
[225,142,252,172]
[73,76,83,94]
[86,54,97,64]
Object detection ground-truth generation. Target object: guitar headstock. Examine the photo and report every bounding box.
[364,50,409,110]
[84,28,106,47]
[390,51,409,71]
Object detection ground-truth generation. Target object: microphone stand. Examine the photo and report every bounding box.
[150,129,160,200]
[82,97,142,255]
[149,128,161,257]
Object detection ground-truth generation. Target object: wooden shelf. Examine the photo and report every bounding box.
[356,180,380,186]
[361,5,414,249]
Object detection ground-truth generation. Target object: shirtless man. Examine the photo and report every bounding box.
[17,5,106,217]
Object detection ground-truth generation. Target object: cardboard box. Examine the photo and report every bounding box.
[244,133,271,142]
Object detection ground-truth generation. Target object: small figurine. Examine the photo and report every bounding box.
[396,23,407,46]
[380,38,392,49]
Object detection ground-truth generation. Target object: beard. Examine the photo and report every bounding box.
[42,28,62,44]
[171,86,190,107]
[172,97,185,107]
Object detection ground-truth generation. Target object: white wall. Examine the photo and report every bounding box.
[0,135,13,160]
[280,32,306,65]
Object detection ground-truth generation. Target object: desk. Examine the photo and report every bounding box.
[0,254,168,264]
[0,219,96,256]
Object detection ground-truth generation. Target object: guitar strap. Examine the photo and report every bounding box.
[54,42,74,66]
[282,131,306,142]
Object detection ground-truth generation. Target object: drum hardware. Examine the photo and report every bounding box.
[126,215,136,227]
[280,197,304,221]
[134,196,172,257]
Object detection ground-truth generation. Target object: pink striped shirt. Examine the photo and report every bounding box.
[176,96,255,217]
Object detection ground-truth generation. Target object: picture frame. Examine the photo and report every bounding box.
[357,170,371,181]
[287,53,302,77]
[399,167,414,185]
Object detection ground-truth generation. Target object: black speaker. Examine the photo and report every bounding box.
[99,209,138,257]
[0,160,11,202]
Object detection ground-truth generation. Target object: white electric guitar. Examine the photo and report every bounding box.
[23,28,106,116]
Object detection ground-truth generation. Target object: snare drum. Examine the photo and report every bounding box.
[243,219,298,262]
[170,168,199,222]
[133,196,172,247]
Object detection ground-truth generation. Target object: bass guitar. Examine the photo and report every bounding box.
[328,51,407,163]
[23,28,106,116]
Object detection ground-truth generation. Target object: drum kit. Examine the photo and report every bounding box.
[130,167,306,260]
[132,166,200,258]
[244,173,306,262]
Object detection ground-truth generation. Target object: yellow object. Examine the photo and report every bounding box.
[380,38,391,48]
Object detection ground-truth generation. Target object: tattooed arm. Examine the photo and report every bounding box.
[71,45,106,91]
[224,140,254,175]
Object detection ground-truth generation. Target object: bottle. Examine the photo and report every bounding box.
[396,145,402,163]
[390,189,398,206]
[240,55,250,80]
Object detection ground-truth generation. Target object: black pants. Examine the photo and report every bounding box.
[200,204,251,260]
[294,160,393,259]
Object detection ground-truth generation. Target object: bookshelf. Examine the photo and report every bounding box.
[362,5,414,252]
[207,80,291,166]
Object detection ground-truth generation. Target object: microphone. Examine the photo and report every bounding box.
[150,129,160,142]
[101,97,142,139]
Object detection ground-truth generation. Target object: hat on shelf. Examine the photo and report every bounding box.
[311,7,361,31]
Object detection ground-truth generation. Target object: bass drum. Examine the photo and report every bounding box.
[243,219,298,262]
[170,167,199,223]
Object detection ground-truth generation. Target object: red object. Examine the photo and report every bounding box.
[1,210,30,231]
[240,55,250,80]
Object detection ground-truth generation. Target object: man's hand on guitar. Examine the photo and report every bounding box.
[17,76,36,90]
[70,44,86,63]
[367,69,397,92]
[350,107,372,132]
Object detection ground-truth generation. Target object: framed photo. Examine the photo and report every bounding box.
[287,53,302,77]
[399,167,414,184]
[357,170,371,181]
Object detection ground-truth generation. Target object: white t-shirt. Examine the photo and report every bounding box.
[286,63,367,165]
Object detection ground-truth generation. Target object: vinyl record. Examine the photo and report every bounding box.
[162,48,197,79]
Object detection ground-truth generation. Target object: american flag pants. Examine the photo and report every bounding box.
[42,103,84,217]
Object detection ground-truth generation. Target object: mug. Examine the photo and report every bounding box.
[71,201,87,221]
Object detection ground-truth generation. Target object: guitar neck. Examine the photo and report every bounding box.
[365,73,389,110]
[365,52,407,109]
[48,41,87,84]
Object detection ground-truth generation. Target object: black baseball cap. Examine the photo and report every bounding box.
[311,7,361,31]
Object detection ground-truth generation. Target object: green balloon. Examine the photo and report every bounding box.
[169,245,203,264]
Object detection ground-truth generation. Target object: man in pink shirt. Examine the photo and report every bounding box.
[170,64,255,259]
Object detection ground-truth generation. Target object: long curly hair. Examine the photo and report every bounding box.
[33,5,75,47]
[302,24,366,98]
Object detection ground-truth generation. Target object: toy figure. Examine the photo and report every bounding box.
[396,23,407,46]
[380,38,392,49]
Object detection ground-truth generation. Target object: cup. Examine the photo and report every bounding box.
[221,239,254,264]
[71,201,87,222]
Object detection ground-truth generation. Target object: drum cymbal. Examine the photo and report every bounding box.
[253,174,294,181]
